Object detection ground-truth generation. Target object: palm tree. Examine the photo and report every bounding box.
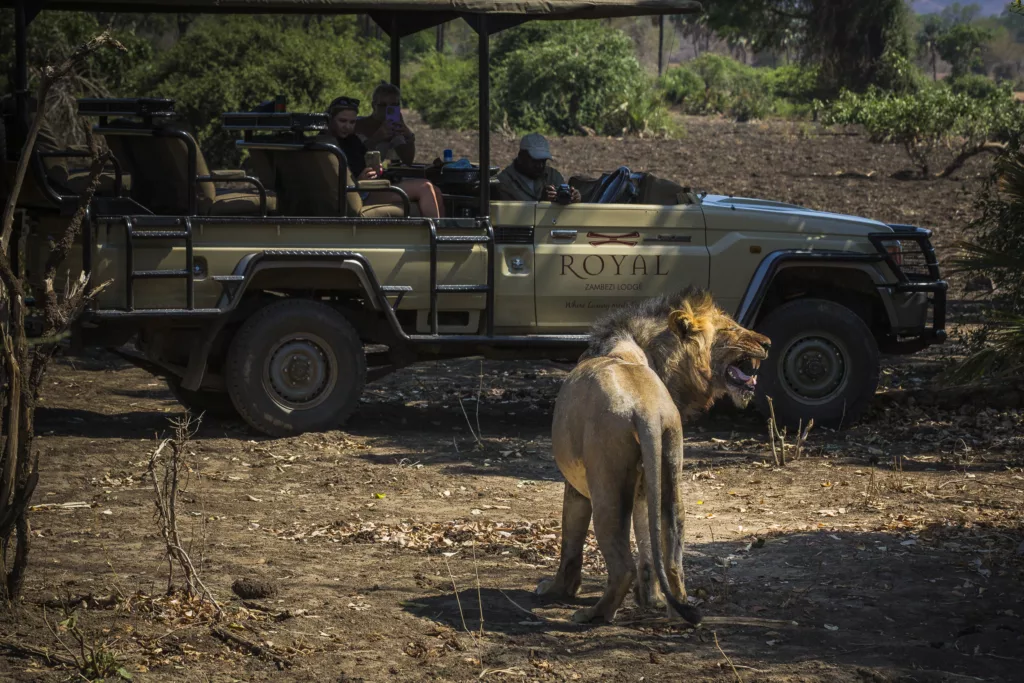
[946,150,1024,382]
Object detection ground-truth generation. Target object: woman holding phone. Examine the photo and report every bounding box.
[326,96,443,218]
[354,83,416,166]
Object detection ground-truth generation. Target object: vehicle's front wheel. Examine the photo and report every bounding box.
[225,299,366,437]
[753,298,879,430]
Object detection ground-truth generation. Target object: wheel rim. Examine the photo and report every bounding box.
[262,333,338,411]
[779,333,849,405]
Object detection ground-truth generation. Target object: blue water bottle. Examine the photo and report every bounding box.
[443,149,453,164]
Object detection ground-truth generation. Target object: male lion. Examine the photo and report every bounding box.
[537,288,771,624]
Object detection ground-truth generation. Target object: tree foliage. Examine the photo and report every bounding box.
[936,23,994,78]
[406,21,671,136]
[496,22,666,136]
[136,15,387,167]
[819,82,1024,178]
[692,0,911,94]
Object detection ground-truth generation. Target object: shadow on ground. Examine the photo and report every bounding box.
[401,525,1024,682]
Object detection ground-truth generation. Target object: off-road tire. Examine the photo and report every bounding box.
[753,298,879,431]
[165,378,238,419]
[225,299,366,437]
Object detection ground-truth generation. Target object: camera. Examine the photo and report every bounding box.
[555,183,573,204]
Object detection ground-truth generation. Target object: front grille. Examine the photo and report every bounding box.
[495,226,534,245]
[873,225,941,282]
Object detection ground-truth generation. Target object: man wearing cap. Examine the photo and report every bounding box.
[495,133,581,203]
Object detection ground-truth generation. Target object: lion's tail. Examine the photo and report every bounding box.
[636,415,703,626]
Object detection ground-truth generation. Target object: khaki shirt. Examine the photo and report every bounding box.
[495,162,565,201]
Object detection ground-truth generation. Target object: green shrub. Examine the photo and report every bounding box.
[944,150,1024,382]
[659,67,705,110]
[406,22,671,136]
[403,53,478,130]
[138,15,386,166]
[497,22,665,135]
[659,55,774,121]
[606,77,676,137]
[763,64,820,102]
[730,69,775,122]
[872,49,928,96]
[819,82,1024,177]
[949,74,1001,100]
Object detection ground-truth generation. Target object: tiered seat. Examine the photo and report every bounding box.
[270,133,419,218]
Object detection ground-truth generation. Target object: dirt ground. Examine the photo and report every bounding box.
[1,118,1022,682]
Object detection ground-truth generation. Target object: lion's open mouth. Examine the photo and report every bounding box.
[726,357,758,392]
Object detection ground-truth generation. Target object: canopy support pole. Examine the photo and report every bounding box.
[390,14,401,87]
[478,15,490,214]
[14,0,28,131]
[658,16,665,76]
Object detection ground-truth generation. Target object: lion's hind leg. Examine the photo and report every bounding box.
[632,470,665,610]
[572,468,638,624]
[536,482,591,601]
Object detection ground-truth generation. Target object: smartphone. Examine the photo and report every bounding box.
[364,150,382,169]
[385,105,402,125]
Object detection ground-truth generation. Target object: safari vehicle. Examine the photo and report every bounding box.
[4,0,946,436]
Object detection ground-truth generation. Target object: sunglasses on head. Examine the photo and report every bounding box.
[328,96,360,113]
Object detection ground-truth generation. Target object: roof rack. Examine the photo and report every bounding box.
[221,111,327,134]
[77,97,176,118]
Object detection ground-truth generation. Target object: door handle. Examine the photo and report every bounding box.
[649,234,692,243]
[551,230,578,240]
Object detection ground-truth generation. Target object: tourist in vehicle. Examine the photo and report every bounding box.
[326,96,444,218]
[496,133,581,203]
[354,83,416,166]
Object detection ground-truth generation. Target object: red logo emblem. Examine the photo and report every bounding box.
[587,231,640,247]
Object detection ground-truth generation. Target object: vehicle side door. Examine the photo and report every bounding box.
[533,202,709,333]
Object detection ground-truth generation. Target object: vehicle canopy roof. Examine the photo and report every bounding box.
[5,0,701,36]
[5,0,701,212]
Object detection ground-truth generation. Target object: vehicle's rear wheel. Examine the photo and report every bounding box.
[165,378,237,419]
[753,298,879,430]
[225,299,366,437]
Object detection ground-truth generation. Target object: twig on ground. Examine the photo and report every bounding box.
[147,416,222,616]
[443,554,475,646]
[766,396,786,466]
[713,630,742,683]
[211,626,293,669]
[793,418,814,460]
[0,636,77,667]
[458,396,483,447]
[476,359,484,440]
[473,533,484,636]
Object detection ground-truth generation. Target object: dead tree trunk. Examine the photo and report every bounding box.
[0,31,124,605]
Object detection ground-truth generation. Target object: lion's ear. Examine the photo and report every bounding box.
[668,309,693,339]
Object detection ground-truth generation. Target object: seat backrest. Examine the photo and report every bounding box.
[246,148,277,192]
[272,135,361,217]
[104,120,214,215]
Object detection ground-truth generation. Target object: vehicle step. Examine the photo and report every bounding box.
[86,309,223,318]
[211,275,246,282]
[132,269,190,279]
[434,284,489,293]
[407,334,589,344]
[128,231,191,239]
[380,285,413,292]
[435,235,490,244]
